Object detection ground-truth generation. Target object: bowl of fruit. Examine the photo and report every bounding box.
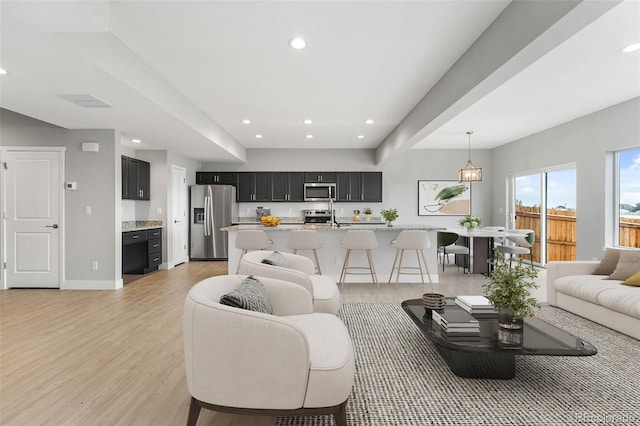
[260,215,280,227]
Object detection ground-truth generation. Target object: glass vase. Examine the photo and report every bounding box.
[498,306,523,329]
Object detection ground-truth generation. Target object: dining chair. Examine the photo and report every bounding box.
[436,231,469,273]
[496,229,535,268]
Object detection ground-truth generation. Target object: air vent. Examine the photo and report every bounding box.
[60,94,111,108]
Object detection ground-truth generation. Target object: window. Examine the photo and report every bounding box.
[510,166,577,265]
[617,148,640,248]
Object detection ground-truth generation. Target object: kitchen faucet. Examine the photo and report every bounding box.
[329,198,336,228]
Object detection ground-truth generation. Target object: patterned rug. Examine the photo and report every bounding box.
[276,303,640,425]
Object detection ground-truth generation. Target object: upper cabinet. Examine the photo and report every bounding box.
[198,170,382,202]
[196,172,237,185]
[271,172,305,202]
[122,156,150,200]
[336,172,382,202]
[304,172,336,183]
[237,172,271,202]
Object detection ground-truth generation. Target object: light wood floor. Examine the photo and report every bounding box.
[0,261,541,426]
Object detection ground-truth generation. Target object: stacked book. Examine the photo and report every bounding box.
[455,295,496,315]
[432,309,480,335]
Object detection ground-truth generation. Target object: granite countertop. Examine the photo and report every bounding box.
[222,224,445,232]
[122,221,163,232]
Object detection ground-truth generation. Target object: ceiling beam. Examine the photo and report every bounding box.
[57,31,247,163]
[375,0,621,165]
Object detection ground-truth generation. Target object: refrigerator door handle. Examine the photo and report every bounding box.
[204,196,211,236]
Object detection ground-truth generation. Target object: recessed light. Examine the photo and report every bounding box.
[241,119,251,124]
[306,134,313,139]
[256,134,263,139]
[622,42,640,53]
[303,119,313,124]
[131,139,142,144]
[365,119,374,124]
[357,135,365,139]
[0,68,7,75]
[289,37,306,50]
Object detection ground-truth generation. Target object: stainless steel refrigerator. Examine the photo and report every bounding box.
[190,185,237,260]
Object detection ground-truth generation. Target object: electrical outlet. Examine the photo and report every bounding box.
[157,207,162,214]
[92,261,99,270]
[85,206,92,215]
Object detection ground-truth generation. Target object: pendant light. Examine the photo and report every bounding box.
[458,131,482,183]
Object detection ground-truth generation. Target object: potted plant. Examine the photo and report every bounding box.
[459,215,482,230]
[381,208,398,227]
[363,207,373,222]
[482,253,540,329]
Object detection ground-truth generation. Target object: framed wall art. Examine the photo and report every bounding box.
[418,180,471,216]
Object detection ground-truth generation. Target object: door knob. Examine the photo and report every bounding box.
[45,224,59,229]
[174,220,181,223]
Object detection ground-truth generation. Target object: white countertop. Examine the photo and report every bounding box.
[223,224,444,231]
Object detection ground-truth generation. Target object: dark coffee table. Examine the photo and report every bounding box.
[402,298,597,379]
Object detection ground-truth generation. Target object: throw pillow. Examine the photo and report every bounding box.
[593,247,620,275]
[261,251,288,268]
[621,270,640,287]
[608,250,640,281]
[220,275,273,314]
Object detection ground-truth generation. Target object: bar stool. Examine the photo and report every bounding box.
[286,230,323,274]
[388,230,432,286]
[234,230,272,273]
[339,230,379,288]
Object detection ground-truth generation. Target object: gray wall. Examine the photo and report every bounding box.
[491,96,640,260]
[0,108,121,288]
[203,147,492,230]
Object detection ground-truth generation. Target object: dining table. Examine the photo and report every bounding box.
[444,228,516,275]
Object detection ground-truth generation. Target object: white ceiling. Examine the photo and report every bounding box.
[0,1,638,162]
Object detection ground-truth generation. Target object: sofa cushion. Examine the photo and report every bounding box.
[608,250,640,281]
[220,275,274,314]
[261,251,288,268]
[596,286,640,319]
[593,247,620,275]
[553,275,622,304]
[622,270,640,287]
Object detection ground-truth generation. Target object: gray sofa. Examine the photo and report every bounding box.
[547,248,640,340]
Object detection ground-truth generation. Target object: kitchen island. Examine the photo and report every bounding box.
[223,224,445,283]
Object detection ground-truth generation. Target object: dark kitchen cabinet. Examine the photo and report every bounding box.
[122,228,162,274]
[304,172,336,183]
[336,172,361,202]
[196,172,237,185]
[122,156,150,200]
[361,172,383,202]
[336,172,382,202]
[271,172,305,202]
[237,172,271,202]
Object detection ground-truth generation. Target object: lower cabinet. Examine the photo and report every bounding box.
[123,228,162,274]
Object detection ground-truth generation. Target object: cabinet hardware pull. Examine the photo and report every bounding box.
[45,224,59,229]
[132,235,139,239]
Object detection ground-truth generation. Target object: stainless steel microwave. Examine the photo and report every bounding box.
[304,182,336,201]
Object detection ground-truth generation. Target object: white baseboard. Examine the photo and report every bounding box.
[63,279,124,290]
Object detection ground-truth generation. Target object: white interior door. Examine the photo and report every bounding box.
[5,149,63,288]
[171,165,188,266]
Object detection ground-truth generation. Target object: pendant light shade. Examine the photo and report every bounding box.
[458,131,482,183]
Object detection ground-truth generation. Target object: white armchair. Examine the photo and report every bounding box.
[238,250,341,315]
[183,275,355,426]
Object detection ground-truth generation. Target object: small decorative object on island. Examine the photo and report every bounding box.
[260,215,280,227]
[459,215,481,230]
[482,253,540,329]
[381,208,399,227]
[363,207,373,222]
[353,210,361,222]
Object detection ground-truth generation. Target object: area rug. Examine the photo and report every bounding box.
[276,303,640,425]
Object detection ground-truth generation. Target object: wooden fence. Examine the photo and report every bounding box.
[514,206,640,263]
